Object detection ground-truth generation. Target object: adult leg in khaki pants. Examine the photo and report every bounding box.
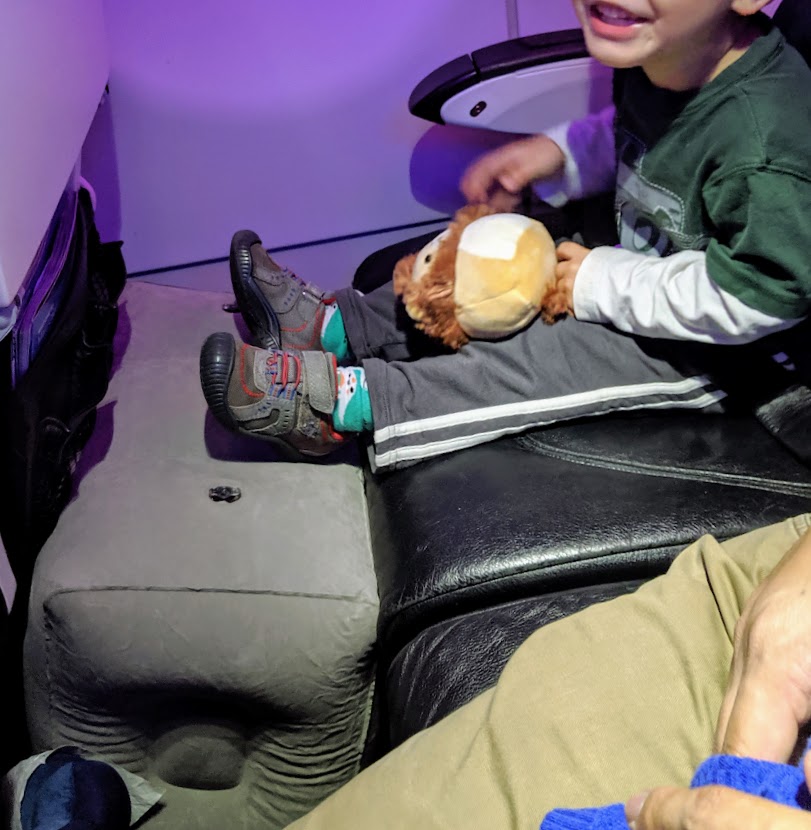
[288,514,811,830]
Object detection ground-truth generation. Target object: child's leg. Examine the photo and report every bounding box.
[200,316,724,462]
[230,230,439,361]
[335,281,450,363]
[364,316,726,471]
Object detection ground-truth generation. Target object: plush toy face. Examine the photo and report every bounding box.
[411,229,449,286]
[453,213,557,340]
[392,204,560,349]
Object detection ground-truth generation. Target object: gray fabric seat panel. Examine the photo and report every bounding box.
[24,281,379,829]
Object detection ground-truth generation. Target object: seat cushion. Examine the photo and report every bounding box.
[24,281,379,830]
[367,413,811,659]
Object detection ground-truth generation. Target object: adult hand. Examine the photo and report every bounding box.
[626,763,811,830]
[460,134,566,211]
[552,241,591,316]
[715,528,811,763]
[621,528,811,830]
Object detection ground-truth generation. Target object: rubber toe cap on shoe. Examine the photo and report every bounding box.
[199,332,238,429]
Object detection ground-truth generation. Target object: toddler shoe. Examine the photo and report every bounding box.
[230,229,334,351]
[199,331,344,458]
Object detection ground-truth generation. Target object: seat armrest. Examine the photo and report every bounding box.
[409,29,612,134]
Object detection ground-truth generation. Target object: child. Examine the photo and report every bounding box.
[200,0,811,471]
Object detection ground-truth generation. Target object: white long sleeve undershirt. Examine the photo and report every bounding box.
[534,108,802,343]
[573,246,801,344]
[534,106,617,207]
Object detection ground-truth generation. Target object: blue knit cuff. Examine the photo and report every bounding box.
[540,754,811,830]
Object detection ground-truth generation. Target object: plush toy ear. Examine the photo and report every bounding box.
[392,252,417,303]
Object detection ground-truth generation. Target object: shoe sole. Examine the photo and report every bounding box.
[199,332,308,462]
[229,230,282,350]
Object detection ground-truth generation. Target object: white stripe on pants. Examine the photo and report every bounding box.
[337,282,728,471]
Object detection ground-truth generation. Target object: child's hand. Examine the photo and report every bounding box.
[552,241,591,316]
[460,134,566,211]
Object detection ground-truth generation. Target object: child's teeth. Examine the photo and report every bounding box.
[596,3,638,22]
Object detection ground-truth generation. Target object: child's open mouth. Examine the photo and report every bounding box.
[590,2,647,27]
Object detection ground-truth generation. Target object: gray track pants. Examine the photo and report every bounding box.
[336,282,728,471]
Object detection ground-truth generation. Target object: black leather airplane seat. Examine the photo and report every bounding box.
[355,0,811,751]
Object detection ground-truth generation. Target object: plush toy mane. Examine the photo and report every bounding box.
[393,204,495,349]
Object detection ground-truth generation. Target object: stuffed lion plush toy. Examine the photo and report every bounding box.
[393,204,569,349]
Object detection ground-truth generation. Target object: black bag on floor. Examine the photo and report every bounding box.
[0,188,126,573]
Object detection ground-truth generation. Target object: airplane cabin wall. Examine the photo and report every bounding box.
[516,1,579,35]
[83,0,582,289]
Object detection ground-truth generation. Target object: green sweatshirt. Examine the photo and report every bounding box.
[613,18,811,320]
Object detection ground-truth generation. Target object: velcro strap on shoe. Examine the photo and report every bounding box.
[303,351,337,415]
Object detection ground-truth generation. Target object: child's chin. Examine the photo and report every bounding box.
[584,38,644,70]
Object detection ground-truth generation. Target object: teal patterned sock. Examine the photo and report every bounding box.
[333,367,373,432]
[320,303,350,362]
